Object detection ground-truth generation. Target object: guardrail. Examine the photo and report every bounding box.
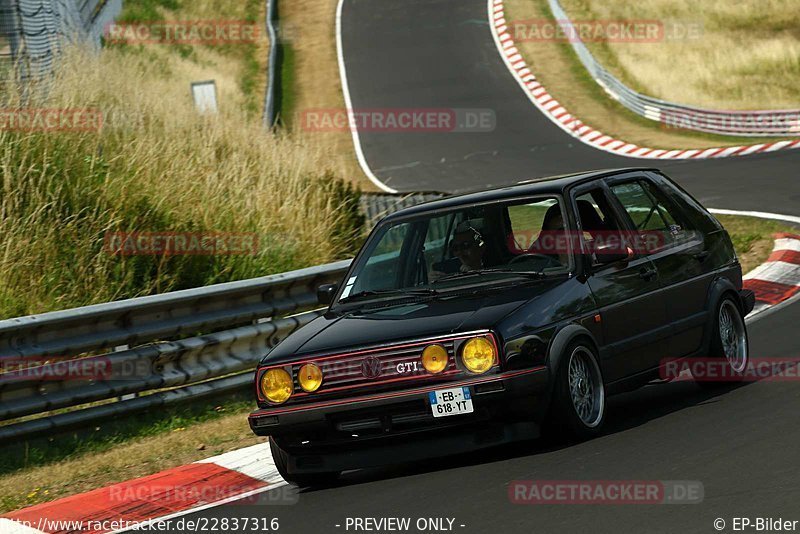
[546,0,800,137]
[0,260,351,444]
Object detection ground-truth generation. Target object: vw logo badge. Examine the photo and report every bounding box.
[361,356,383,379]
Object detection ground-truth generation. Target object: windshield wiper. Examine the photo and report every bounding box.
[433,269,547,283]
[338,288,439,303]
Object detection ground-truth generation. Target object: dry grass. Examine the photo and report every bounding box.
[278,0,374,189]
[560,0,800,110]
[503,0,787,148]
[0,407,262,513]
[0,43,363,317]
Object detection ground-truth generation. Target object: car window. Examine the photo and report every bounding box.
[341,196,571,303]
[610,180,694,250]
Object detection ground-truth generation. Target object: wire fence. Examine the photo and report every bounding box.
[547,0,800,137]
[0,0,110,81]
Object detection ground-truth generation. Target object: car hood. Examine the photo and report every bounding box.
[262,278,567,364]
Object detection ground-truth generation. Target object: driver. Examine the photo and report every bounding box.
[430,223,486,280]
[449,224,485,272]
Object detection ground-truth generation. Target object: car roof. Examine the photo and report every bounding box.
[383,167,660,221]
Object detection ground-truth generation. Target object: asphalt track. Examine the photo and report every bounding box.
[180,1,800,533]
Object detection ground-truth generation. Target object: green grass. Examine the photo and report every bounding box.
[116,0,180,23]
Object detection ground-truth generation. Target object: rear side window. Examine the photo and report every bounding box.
[610,180,695,250]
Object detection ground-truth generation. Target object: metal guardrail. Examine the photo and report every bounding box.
[546,0,800,137]
[360,192,443,228]
[0,260,351,443]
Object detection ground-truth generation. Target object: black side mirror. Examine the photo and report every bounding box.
[594,243,634,266]
[317,283,339,306]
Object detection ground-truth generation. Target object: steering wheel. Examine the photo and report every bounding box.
[509,253,561,268]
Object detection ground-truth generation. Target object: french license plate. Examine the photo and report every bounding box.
[429,387,473,418]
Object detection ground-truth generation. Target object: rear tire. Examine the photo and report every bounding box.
[545,341,606,441]
[695,296,749,388]
[269,437,340,488]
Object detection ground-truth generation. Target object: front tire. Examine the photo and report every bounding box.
[269,437,340,488]
[546,341,606,441]
[696,296,749,387]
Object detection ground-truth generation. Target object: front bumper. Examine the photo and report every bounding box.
[249,367,549,473]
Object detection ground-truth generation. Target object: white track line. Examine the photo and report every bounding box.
[708,209,800,226]
[336,0,398,193]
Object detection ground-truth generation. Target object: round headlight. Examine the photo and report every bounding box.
[261,368,293,404]
[421,344,449,374]
[461,337,496,374]
[298,363,323,392]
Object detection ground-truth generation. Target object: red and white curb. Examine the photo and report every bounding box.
[744,233,800,316]
[1,443,283,534]
[489,0,800,159]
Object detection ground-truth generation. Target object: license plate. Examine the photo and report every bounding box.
[429,387,473,418]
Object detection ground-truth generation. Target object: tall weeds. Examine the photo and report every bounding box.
[0,47,363,317]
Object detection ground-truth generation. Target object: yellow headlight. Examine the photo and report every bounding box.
[261,368,293,404]
[461,337,496,374]
[421,344,449,374]
[298,363,323,392]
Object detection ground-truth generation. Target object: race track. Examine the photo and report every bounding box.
[181,1,800,532]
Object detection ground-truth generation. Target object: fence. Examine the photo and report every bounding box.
[0,0,112,80]
[546,0,800,137]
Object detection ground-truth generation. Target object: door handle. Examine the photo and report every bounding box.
[693,250,710,262]
[638,267,657,281]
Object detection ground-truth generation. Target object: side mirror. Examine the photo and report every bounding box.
[317,283,339,306]
[594,244,634,266]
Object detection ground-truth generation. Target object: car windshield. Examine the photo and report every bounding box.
[338,196,572,303]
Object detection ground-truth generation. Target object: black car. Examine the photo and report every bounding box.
[249,168,754,486]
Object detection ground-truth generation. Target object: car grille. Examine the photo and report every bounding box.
[291,339,461,398]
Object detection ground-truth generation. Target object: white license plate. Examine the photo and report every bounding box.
[429,387,473,418]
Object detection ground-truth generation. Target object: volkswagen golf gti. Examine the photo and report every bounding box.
[249,168,754,486]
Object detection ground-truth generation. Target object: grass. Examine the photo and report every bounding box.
[503,0,796,149]
[559,0,800,110]
[276,0,372,189]
[111,0,267,118]
[0,43,363,318]
[715,215,795,274]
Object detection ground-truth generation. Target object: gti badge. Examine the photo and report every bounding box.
[361,356,383,379]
